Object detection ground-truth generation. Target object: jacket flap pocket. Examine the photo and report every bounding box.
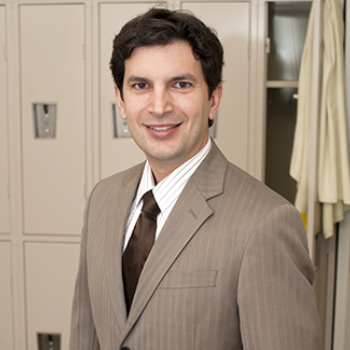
[159,270,217,289]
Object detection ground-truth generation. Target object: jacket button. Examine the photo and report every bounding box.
[121,348,130,350]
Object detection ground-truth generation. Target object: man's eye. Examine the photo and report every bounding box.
[175,82,191,89]
[134,83,149,90]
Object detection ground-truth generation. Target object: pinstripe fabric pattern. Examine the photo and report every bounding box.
[70,140,321,350]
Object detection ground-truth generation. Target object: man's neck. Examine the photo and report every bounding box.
[150,163,180,184]
[148,138,211,184]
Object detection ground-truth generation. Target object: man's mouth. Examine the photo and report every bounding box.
[147,124,180,131]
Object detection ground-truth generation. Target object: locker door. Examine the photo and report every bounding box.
[0,5,10,234]
[0,242,13,349]
[99,2,163,179]
[24,242,80,350]
[20,5,85,235]
[182,1,251,171]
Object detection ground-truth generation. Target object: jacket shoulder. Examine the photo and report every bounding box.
[225,161,295,213]
[90,162,144,201]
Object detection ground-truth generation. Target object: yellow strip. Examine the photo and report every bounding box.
[300,213,308,231]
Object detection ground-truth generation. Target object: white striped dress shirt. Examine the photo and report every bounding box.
[123,138,212,251]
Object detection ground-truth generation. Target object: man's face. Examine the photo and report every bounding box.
[115,41,222,181]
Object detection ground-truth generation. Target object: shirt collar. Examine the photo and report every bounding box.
[135,137,212,213]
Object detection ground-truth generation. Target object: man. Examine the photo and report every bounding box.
[70,8,320,350]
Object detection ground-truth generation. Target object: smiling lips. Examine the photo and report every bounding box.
[147,124,180,131]
[145,123,182,139]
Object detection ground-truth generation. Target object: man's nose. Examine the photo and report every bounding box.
[148,87,174,117]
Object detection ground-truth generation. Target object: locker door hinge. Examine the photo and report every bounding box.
[247,42,251,60]
[265,37,271,54]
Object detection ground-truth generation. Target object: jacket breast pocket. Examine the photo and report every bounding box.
[158,270,218,289]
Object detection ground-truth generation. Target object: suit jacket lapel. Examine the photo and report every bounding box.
[104,164,144,333]
[121,141,228,341]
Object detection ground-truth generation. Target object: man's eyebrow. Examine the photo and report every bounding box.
[125,73,199,85]
[126,76,150,84]
[170,74,198,83]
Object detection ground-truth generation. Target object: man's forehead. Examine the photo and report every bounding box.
[124,41,203,79]
[126,41,194,61]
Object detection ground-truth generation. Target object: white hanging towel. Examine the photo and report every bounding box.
[290,0,350,238]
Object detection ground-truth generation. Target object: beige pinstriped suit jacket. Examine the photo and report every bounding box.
[70,141,321,350]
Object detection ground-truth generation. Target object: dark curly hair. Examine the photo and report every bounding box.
[110,7,224,127]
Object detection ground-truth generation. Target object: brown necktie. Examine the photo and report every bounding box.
[122,190,160,312]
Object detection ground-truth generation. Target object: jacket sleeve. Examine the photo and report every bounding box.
[237,203,321,349]
[69,189,101,350]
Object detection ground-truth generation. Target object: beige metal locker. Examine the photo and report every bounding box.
[0,242,14,349]
[20,4,85,235]
[0,5,10,234]
[24,242,80,350]
[181,1,251,171]
[99,2,161,180]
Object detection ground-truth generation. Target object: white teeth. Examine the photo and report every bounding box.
[149,125,177,131]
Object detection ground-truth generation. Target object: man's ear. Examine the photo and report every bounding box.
[208,84,223,122]
[114,85,126,120]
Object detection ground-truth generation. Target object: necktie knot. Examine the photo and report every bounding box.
[142,190,161,217]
